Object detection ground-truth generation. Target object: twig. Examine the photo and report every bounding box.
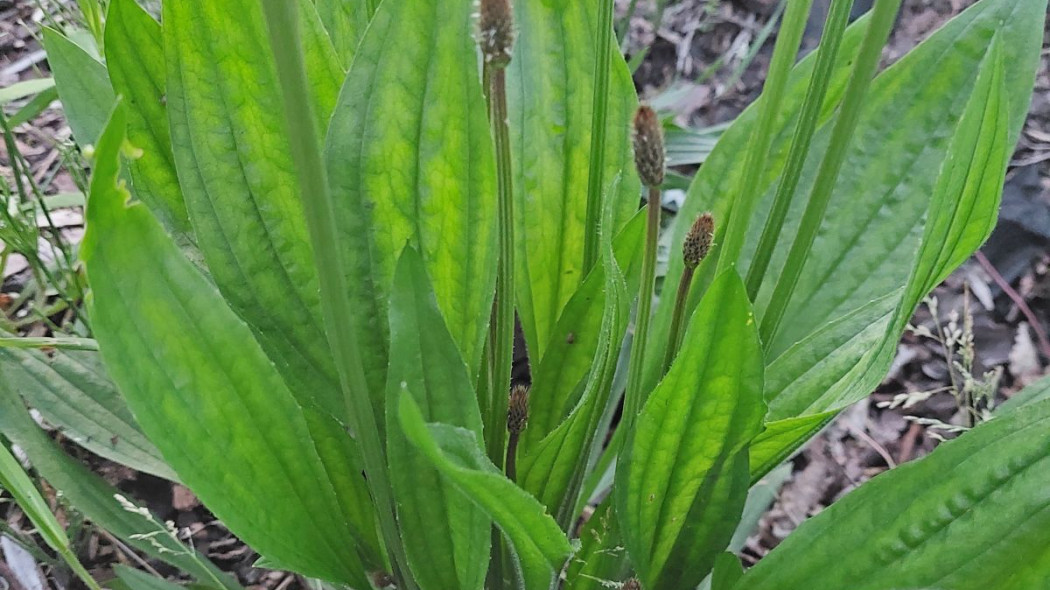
[975,251,1050,361]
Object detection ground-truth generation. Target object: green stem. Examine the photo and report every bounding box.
[715,0,814,278]
[745,0,853,299]
[662,264,696,372]
[621,186,661,434]
[257,4,415,588]
[484,68,515,472]
[760,0,903,344]
[582,0,615,273]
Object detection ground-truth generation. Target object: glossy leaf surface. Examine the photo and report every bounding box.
[42,27,113,146]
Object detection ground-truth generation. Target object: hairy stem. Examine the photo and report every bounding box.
[662,264,696,372]
[621,186,661,433]
[716,0,815,278]
[760,0,904,344]
[745,0,854,299]
[582,0,616,272]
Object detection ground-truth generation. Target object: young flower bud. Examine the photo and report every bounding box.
[682,212,714,269]
[622,578,641,590]
[479,0,515,68]
[507,384,529,434]
[632,106,665,188]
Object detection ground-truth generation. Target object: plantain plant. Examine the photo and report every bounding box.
[5,0,1050,588]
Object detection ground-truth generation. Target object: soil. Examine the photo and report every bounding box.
[1,0,1048,587]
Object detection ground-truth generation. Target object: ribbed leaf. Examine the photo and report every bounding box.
[82,106,369,586]
[42,27,114,147]
[523,211,644,448]
[732,397,1050,590]
[385,247,489,590]
[518,208,630,528]
[644,0,1043,417]
[324,0,497,392]
[0,346,173,481]
[508,0,640,361]
[0,391,237,590]
[397,394,573,590]
[104,0,194,249]
[751,24,1019,479]
[313,0,367,67]
[616,271,765,589]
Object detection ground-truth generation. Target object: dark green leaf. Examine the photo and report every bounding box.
[732,398,1050,590]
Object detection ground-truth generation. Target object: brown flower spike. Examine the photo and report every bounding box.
[479,0,515,68]
[622,579,641,590]
[632,105,665,188]
[683,212,714,269]
[507,384,529,434]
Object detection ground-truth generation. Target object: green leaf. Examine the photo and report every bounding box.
[508,0,641,361]
[0,346,174,481]
[615,271,766,589]
[518,208,630,528]
[105,0,193,246]
[732,398,1050,590]
[385,247,490,590]
[0,78,55,105]
[313,0,367,67]
[325,0,497,394]
[0,388,237,590]
[397,393,573,590]
[751,22,1019,479]
[42,27,114,147]
[523,211,645,448]
[161,0,378,562]
[113,565,184,590]
[82,105,371,586]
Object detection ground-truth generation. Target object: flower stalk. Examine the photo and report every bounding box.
[621,105,665,434]
[663,212,714,372]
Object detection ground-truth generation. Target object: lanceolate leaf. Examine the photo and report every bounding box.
[397,394,573,590]
[518,210,630,528]
[998,374,1050,414]
[105,0,192,245]
[325,0,497,389]
[752,25,1018,480]
[385,247,490,590]
[82,106,370,586]
[42,27,114,147]
[0,346,173,481]
[523,211,645,447]
[508,0,641,361]
[616,271,766,589]
[733,398,1050,590]
[0,392,236,590]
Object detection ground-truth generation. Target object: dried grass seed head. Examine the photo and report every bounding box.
[683,212,714,269]
[632,105,665,188]
[478,0,515,68]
